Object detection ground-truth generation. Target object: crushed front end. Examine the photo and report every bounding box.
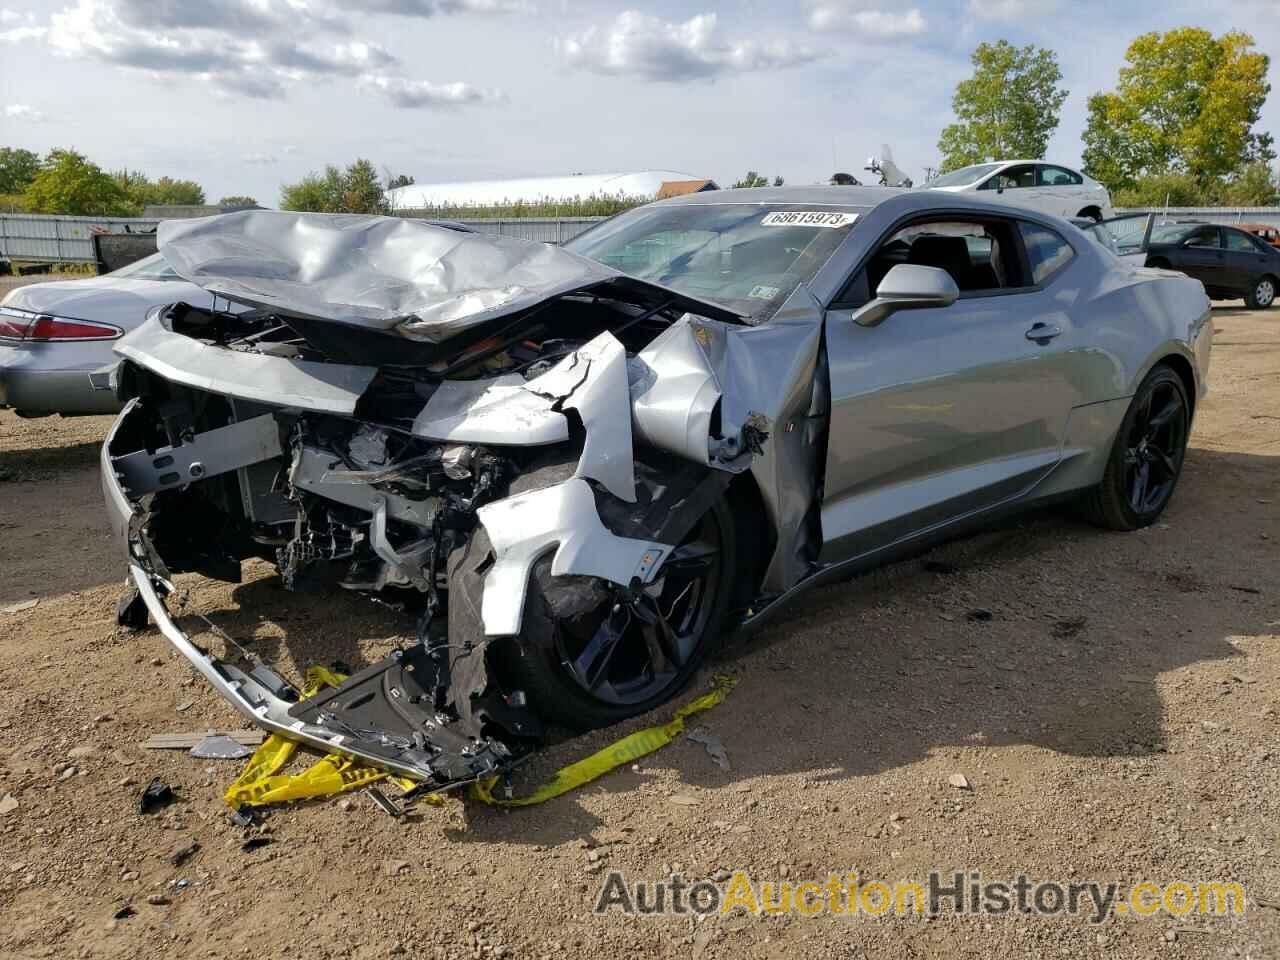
[100,210,827,794]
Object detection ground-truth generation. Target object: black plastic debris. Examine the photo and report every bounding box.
[112,905,136,921]
[138,778,176,814]
[966,609,993,622]
[240,836,272,853]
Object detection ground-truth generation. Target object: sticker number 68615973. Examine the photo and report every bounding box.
[761,211,858,228]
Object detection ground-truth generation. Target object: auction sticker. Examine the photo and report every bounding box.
[761,211,858,228]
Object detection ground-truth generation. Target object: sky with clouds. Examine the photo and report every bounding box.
[0,0,1275,205]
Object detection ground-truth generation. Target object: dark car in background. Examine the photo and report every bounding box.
[1101,217,1280,309]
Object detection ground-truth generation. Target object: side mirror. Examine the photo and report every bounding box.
[852,264,960,328]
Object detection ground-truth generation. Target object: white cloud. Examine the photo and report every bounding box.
[5,104,47,122]
[0,24,45,42]
[965,0,1059,20]
[39,0,497,108]
[269,40,399,76]
[806,1,927,38]
[561,11,822,82]
[359,72,505,108]
[351,0,529,17]
[242,152,279,165]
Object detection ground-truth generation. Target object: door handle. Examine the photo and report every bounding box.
[1025,322,1062,343]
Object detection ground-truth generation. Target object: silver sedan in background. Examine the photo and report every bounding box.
[0,254,216,417]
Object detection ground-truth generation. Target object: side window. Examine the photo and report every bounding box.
[1019,222,1075,285]
[1185,226,1221,248]
[1038,165,1083,187]
[836,217,1030,305]
[979,165,1036,191]
[1225,230,1257,252]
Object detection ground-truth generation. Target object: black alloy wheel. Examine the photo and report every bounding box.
[1082,364,1190,531]
[1121,377,1188,515]
[554,512,725,708]
[497,497,737,730]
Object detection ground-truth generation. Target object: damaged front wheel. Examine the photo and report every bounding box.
[499,498,736,730]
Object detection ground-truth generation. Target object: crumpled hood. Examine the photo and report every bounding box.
[2,276,203,322]
[158,210,742,344]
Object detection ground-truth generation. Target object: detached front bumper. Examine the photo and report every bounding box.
[100,400,522,791]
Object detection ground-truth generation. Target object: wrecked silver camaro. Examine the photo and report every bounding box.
[102,190,1211,793]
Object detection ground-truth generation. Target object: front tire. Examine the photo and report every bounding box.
[482,497,738,731]
[1245,275,1277,310]
[1081,364,1190,531]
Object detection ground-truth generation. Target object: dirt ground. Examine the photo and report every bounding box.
[0,301,1276,960]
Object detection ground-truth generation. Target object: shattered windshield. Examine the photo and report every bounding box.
[565,203,866,320]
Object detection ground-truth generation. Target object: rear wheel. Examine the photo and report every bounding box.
[1081,364,1190,531]
[1245,275,1276,309]
[1077,206,1102,223]
[485,498,737,730]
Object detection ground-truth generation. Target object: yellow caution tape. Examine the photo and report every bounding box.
[226,668,737,811]
[469,675,737,807]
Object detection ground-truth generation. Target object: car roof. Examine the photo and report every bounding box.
[650,185,1082,227]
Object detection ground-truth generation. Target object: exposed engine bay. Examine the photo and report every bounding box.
[101,211,828,795]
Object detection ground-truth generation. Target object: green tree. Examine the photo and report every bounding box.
[218,195,259,208]
[0,147,40,194]
[1112,171,1218,208]
[732,171,770,188]
[22,149,133,215]
[280,159,387,214]
[937,40,1068,172]
[386,173,415,190]
[114,171,206,209]
[1220,162,1280,206]
[1081,29,1273,190]
[342,159,386,214]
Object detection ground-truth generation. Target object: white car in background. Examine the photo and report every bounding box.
[926,161,1113,222]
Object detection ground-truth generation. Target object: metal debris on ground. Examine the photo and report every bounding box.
[189,735,254,760]
[138,778,176,814]
[143,731,266,750]
[686,726,731,770]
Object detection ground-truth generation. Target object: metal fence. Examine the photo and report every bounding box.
[1115,207,1280,228]
[406,215,604,244]
[0,213,603,264]
[0,214,161,264]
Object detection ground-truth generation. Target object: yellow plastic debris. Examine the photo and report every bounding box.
[226,668,737,811]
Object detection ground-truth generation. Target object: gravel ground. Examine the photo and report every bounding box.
[0,303,1276,960]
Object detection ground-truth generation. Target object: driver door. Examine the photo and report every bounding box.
[819,215,1083,564]
[1173,225,1224,286]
